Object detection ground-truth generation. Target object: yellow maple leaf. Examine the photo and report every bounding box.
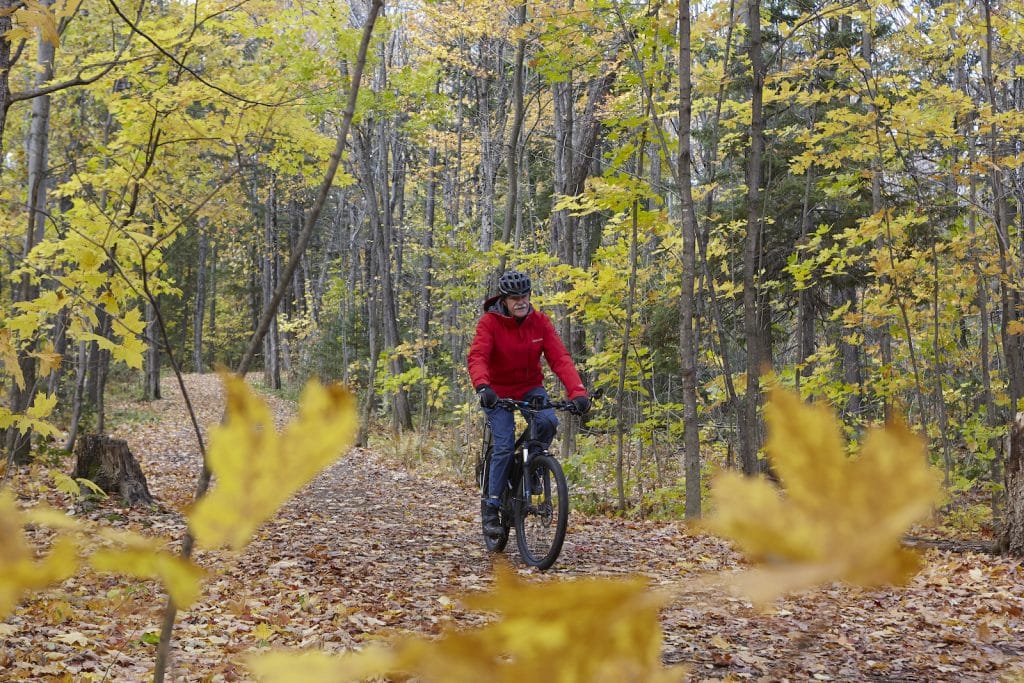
[16,0,60,47]
[0,489,80,618]
[248,565,685,682]
[32,341,62,377]
[14,391,60,439]
[188,374,357,550]
[111,332,145,370]
[0,329,25,390]
[703,388,942,604]
[26,391,58,420]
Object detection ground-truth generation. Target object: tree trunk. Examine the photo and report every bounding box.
[678,0,701,518]
[5,23,56,465]
[740,0,766,476]
[208,239,217,367]
[355,121,413,431]
[983,1,1024,409]
[262,186,281,390]
[838,285,862,418]
[193,227,208,373]
[63,341,88,453]
[1000,413,1024,556]
[144,300,161,400]
[72,434,154,508]
[615,152,642,514]
[499,2,527,254]
[0,0,16,169]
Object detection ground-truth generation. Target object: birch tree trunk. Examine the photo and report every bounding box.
[262,186,282,390]
[193,228,208,373]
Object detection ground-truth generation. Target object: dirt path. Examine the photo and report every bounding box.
[3,374,1023,681]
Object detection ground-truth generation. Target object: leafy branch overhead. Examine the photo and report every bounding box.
[704,388,943,603]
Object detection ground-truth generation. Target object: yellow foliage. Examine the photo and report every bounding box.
[189,374,358,550]
[33,341,62,378]
[0,329,25,390]
[90,545,204,608]
[16,392,60,439]
[249,565,684,683]
[0,489,80,619]
[13,0,60,47]
[704,388,942,603]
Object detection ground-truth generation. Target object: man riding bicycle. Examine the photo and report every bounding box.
[467,270,591,539]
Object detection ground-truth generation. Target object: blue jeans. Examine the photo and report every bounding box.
[484,387,558,508]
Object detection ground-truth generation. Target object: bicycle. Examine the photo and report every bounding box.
[475,396,579,570]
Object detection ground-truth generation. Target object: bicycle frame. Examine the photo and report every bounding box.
[477,395,582,569]
[489,396,574,496]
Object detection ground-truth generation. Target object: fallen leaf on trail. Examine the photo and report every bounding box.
[54,631,90,647]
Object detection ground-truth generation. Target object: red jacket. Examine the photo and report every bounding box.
[467,295,587,401]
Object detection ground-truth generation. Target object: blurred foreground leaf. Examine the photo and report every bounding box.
[249,565,685,682]
[0,489,79,618]
[704,388,942,603]
[189,374,358,550]
[90,543,205,608]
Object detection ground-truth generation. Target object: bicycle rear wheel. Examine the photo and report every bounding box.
[515,454,568,570]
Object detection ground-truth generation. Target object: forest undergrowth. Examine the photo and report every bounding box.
[1,374,1023,682]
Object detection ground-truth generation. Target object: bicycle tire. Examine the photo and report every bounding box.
[514,454,568,570]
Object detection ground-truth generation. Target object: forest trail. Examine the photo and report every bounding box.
[4,373,1023,681]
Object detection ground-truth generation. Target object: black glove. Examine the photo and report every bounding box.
[571,394,591,415]
[476,385,498,408]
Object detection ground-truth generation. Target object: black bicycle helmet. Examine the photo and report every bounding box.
[497,270,531,296]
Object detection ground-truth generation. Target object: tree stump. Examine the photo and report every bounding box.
[72,434,154,508]
[1001,413,1024,555]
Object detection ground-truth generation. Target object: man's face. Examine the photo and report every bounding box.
[506,293,531,319]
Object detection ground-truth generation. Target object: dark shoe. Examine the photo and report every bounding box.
[482,504,503,538]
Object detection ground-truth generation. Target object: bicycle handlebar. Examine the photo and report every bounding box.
[493,396,584,415]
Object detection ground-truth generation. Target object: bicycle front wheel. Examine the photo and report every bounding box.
[514,454,568,570]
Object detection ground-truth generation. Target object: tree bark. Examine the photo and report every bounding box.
[499,2,527,253]
[740,0,766,476]
[262,185,282,390]
[5,22,56,464]
[1001,413,1024,556]
[678,0,701,518]
[615,151,642,513]
[63,341,88,453]
[193,227,208,373]
[72,434,154,508]
[144,300,162,400]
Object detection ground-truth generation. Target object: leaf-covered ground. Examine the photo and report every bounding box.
[3,374,1023,681]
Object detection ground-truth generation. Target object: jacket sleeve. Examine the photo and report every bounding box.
[467,315,493,389]
[539,313,587,399]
